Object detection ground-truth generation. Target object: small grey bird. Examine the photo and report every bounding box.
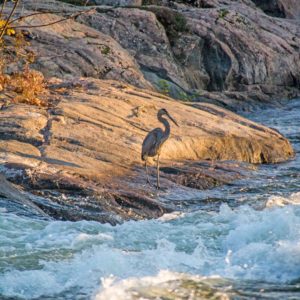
[141,108,179,189]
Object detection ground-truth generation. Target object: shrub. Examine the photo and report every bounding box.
[0,1,94,107]
[0,1,48,106]
[217,8,229,19]
[178,90,203,101]
[0,33,48,106]
[9,67,48,106]
[158,79,170,95]
[101,45,110,55]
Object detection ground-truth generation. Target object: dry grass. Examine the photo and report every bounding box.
[0,73,8,91]
[0,1,93,108]
[0,31,49,107]
[0,1,49,107]
[8,68,48,106]
[0,39,49,107]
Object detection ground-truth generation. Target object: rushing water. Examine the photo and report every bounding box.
[1,99,300,300]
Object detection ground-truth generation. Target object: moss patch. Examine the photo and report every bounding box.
[218,8,229,19]
[101,45,110,55]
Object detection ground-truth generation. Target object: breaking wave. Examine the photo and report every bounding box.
[1,193,300,299]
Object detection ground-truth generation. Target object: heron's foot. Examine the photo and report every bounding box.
[156,184,160,190]
[209,161,216,171]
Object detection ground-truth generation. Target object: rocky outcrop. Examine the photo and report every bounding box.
[0,1,297,223]
[22,0,300,110]
[0,78,294,222]
[109,3,299,104]
[12,10,151,90]
[0,174,49,218]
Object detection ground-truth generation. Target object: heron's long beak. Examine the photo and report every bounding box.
[167,112,179,127]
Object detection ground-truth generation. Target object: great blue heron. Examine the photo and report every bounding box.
[141,108,179,189]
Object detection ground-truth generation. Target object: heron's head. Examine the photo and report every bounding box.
[158,108,179,127]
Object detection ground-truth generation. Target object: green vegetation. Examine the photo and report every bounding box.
[215,8,250,27]
[158,79,170,95]
[141,7,188,45]
[101,45,110,55]
[157,79,202,102]
[178,90,203,102]
[178,91,190,101]
[218,8,229,19]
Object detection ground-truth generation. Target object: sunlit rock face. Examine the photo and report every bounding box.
[0,78,294,222]
[14,12,152,90]
[79,0,300,107]
[22,0,300,109]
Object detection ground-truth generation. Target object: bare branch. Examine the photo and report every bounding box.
[8,11,66,25]
[0,0,20,40]
[10,7,96,30]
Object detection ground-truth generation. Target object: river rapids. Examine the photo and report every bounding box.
[1,100,300,300]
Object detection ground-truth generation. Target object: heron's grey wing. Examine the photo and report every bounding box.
[141,128,163,159]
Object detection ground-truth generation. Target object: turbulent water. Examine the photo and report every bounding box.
[1,100,300,300]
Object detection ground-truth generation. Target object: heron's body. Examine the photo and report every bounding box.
[141,109,178,189]
[141,128,164,159]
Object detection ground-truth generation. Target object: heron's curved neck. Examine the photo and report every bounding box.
[158,114,170,137]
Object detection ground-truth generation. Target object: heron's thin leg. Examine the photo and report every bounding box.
[209,159,216,170]
[156,154,160,189]
[145,160,151,185]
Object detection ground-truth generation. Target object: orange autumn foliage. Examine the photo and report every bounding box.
[0,0,49,107]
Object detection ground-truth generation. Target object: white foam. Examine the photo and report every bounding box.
[75,232,114,242]
[95,271,229,300]
[1,196,300,299]
[158,211,185,221]
[266,192,300,208]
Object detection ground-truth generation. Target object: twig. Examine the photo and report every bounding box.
[0,0,19,40]
[10,7,96,29]
[8,10,67,25]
